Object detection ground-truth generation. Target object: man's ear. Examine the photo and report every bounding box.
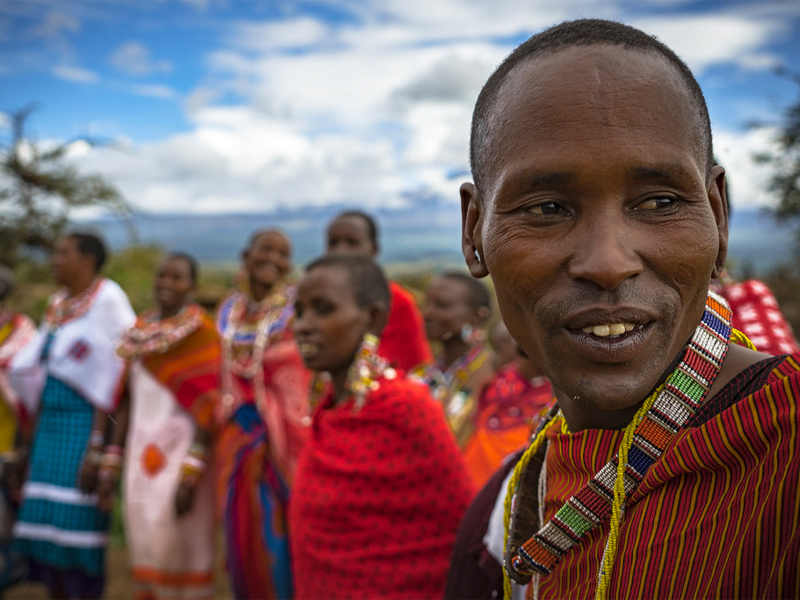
[707,164,729,279]
[461,182,489,278]
[366,302,388,338]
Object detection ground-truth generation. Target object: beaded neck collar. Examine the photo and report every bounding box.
[507,291,733,586]
[117,304,205,359]
[44,278,103,329]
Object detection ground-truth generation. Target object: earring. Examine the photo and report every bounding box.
[345,332,390,411]
[461,323,485,344]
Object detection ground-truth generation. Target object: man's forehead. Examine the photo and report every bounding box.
[479,44,704,189]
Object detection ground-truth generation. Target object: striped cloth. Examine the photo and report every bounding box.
[13,374,108,596]
[535,352,800,599]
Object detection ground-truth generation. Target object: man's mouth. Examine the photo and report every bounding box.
[580,322,638,338]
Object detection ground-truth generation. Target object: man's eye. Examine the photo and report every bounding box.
[527,201,568,216]
[637,197,675,210]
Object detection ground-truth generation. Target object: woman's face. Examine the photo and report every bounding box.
[244,231,292,290]
[294,265,372,379]
[423,277,476,342]
[154,257,194,317]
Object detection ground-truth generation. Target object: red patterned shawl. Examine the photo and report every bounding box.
[289,376,475,599]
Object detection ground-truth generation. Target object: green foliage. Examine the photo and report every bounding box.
[105,244,164,313]
[0,106,131,267]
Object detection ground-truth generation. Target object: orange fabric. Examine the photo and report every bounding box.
[462,364,553,488]
[140,312,221,429]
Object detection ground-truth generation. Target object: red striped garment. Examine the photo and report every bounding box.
[538,353,800,599]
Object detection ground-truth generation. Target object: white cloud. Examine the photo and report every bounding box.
[33,10,80,38]
[67,1,799,220]
[227,17,330,52]
[0,112,9,129]
[714,126,782,210]
[108,41,172,76]
[52,65,98,83]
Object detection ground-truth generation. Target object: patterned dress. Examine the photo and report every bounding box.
[215,287,310,599]
[10,279,134,598]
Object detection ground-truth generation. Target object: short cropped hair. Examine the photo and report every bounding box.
[332,210,379,249]
[166,251,198,284]
[470,19,713,191]
[68,232,107,273]
[440,271,491,311]
[305,254,391,312]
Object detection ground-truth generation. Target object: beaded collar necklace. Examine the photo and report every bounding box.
[414,342,489,404]
[117,304,204,359]
[220,283,293,419]
[44,278,103,329]
[504,291,733,599]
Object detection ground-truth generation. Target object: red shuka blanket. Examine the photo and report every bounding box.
[289,375,475,599]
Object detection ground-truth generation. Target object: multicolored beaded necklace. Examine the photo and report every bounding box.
[503,291,734,600]
[219,282,294,419]
[117,304,205,359]
[43,278,103,329]
[411,342,489,407]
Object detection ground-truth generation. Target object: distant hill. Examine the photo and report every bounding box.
[80,205,795,274]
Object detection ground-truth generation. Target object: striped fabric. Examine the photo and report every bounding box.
[138,308,221,429]
[536,352,800,599]
[14,375,109,582]
[517,293,732,577]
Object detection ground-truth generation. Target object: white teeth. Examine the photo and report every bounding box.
[298,343,319,354]
[581,323,637,337]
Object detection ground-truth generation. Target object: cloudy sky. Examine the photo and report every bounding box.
[1,0,799,220]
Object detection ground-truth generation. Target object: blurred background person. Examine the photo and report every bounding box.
[100,252,220,600]
[215,229,310,600]
[326,210,432,372]
[462,342,553,489]
[290,255,474,599]
[9,233,135,599]
[411,272,494,447]
[0,265,35,452]
[0,265,36,592]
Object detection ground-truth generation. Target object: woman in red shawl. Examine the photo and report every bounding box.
[325,210,432,372]
[290,255,475,599]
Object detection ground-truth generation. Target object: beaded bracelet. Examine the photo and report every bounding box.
[179,452,207,487]
[89,430,105,448]
[188,442,209,460]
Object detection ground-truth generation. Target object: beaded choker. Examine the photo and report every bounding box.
[412,342,489,404]
[219,284,294,419]
[117,304,205,359]
[504,292,733,598]
[44,278,103,329]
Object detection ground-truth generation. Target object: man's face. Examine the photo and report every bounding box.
[462,45,727,429]
[51,236,92,287]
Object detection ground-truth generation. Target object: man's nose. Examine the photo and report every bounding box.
[567,216,643,290]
